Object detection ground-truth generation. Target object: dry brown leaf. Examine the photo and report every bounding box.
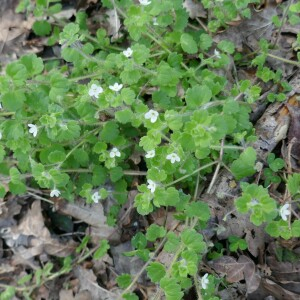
[74,266,120,300]
[55,198,119,244]
[209,255,260,290]
[209,256,244,283]
[261,278,300,299]
[239,256,261,294]
[5,201,77,260]
[106,9,121,40]
[182,0,206,19]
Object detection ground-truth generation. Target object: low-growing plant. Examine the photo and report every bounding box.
[0,0,300,299]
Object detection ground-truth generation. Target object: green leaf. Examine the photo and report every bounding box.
[100,121,119,143]
[110,167,123,182]
[231,147,256,180]
[20,54,44,76]
[164,232,180,253]
[2,91,25,111]
[185,85,212,108]
[287,174,300,196]
[131,232,147,249]
[0,145,5,163]
[48,150,66,163]
[122,293,139,300]
[146,262,166,282]
[17,274,32,285]
[292,220,300,237]
[93,240,110,259]
[32,20,52,36]
[115,109,134,124]
[181,229,206,253]
[290,2,300,12]
[59,23,80,46]
[117,274,132,289]
[180,33,198,54]
[0,286,16,300]
[146,224,166,242]
[132,44,150,64]
[160,277,183,300]
[199,33,213,51]
[186,202,210,221]
[217,40,235,54]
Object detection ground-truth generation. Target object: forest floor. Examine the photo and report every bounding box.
[0,0,300,299]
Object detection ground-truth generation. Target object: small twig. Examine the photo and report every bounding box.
[196,17,208,32]
[206,139,224,194]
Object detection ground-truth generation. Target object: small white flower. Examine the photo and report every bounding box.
[109,83,123,92]
[214,49,221,59]
[139,0,151,5]
[89,83,103,99]
[28,124,38,137]
[50,189,61,198]
[145,150,155,158]
[280,203,291,221]
[92,191,101,203]
[144,109,159,123]
[123,47,133,58]
[110,147,121,158]
[166,153,180,164]
[147,179,156,193]
[0,102,2,110]
[0,131,2,140]
[201,273,209,290]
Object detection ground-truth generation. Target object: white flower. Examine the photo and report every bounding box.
[110,147,121,158]
[0,131,2,140]
[123,47,133,58]
[214,49,221,59]
[0,102,2,110]
[147,179,156,193]
[109,83,123,92]
[88,84,103,99]
[139,0,151,5]
[144,109,159,123]
[50,189,61,197]
[92,191,101,203]
[201,273,209,290]
[166,153,180,164]
[145,150,155,158]
[28,124,38,137]
[280,203,291,221]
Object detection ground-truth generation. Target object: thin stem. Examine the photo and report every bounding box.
[165,161,218,188]
[273,0,294,47]
[266,53,300,67]
[206,139,224,194]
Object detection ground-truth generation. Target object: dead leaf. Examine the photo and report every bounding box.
[209,256,244,283]
[239,256,261,294]
[209,255,260,290]
[182,0,206,19]
[106,9,121,40]
[3,201,76,260]
[55,198,119,244]
[74,266,120,300]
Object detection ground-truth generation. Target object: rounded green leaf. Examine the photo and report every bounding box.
[180,33,198,54]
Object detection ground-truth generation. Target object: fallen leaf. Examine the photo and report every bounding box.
[74,266,120,300]
[55,198,119,244]
[182,0,206,19]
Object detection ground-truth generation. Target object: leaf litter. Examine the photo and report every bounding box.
[1,0,300,299]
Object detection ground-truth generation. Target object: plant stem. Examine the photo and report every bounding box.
[266,53,300,67]
[165,161,218,188]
